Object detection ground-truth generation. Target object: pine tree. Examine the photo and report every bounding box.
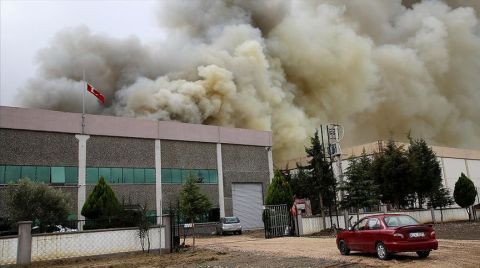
[408,136,442,208]
[81,176,121,220]
[340,150,379,221]
[428,186,454,223]
[265,170,294,208]
[454,173,478,220]
[371,140,413,209]
[179,175,212,249]
[303,130,336,227]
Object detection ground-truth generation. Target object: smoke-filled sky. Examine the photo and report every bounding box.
[2,0,480,162]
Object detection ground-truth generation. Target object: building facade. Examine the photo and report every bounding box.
[0,106,273,230]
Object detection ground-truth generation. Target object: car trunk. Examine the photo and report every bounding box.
[394,225,434,241]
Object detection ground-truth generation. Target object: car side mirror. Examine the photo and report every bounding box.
[348,227,353,231]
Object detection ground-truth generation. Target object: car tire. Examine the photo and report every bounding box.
[219,230,223,236]
[376,242,390,260]
[339,240,350,255]
[239,230,242,235]
[416,250,430,258]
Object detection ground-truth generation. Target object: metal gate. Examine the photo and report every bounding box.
[263,204,292,239]
[169,208,181,252]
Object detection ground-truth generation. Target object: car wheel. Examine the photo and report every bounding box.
[416,250,430,258]
[339,240,350,255]
[376,242,390,260]
[238,230,242,235]
[219,230,223,236]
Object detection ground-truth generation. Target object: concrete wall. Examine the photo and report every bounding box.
[161,140,217,169]
[0,106,272,147]
[86,184,157,211]
[0,129,78,166]
[298,208,470,235]
[222,145,270,216]
[162,184,219,209]
[86,136,155,168]
[0,226,166,265]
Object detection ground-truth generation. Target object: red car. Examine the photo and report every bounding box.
[336,214,438,260]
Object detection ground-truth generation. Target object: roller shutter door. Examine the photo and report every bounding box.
[232,183,264,230]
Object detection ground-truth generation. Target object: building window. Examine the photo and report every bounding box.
[36,166,51,183]
[0,166,5,184]
[65,167,78,184]
[145,169,155,183]
[51,167,66,184]
[86,167,99,184]
[111,168,122,184]
[5,166,21,183]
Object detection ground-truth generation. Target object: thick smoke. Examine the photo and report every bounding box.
[17,0,480,162]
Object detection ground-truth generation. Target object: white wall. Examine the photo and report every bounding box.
[442,158,467,193]
[0,226,166,265]
[298,208,469,236]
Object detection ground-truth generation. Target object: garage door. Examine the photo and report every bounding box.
[232,183,264,230]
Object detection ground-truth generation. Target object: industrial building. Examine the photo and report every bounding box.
[0,106,273,230]
[279,141,480,206]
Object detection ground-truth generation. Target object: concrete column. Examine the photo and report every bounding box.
[155,140,163,225]
[75,134,90,230]
[267,147,273,183]
[217,143,225,218]
[17,221,32,265]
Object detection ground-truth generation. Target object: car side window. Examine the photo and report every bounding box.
[353,218,369,231]
[367,218,381,230]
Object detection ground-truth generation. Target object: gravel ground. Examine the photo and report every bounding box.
[25,248,362,268]
[434,220,480,240]
[197,231,480,267]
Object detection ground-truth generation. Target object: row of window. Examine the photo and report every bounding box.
[0,165,78,184]
[0,165,218,185]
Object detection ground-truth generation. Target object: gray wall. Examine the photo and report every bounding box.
[162,184,219,210]
[86,184,157,211]
[86,136,155,168]
[161,140,219,208]
[222,144,270,216]
[0,129,78,166]
[161,140,217,169]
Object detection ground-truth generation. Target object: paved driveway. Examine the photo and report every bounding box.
[197,234,480,267]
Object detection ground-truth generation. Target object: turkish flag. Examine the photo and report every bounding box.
[87,83,105,104]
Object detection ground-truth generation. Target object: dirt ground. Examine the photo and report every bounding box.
[21,221,480,268]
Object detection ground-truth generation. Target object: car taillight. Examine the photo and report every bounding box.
[394,233,404,239]
[430,231,436,238]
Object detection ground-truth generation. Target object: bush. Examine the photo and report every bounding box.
[6,178,70,230]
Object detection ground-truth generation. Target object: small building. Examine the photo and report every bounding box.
[0,106,273,230]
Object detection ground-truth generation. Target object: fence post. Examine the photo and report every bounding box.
[163,216,171,253]
[17,221,32,265]
[430,207,436,224]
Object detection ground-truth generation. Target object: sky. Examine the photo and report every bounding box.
[0,0,165,106]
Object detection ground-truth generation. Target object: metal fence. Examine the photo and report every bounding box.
[263,204,292,239]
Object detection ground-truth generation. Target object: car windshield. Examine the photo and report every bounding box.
[224,217,240,224]
[384,215,419,227]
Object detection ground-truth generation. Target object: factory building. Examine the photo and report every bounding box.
[0,106,273,230]
[279,141,480,206]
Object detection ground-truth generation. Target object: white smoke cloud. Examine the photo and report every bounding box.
[16,0,480,162]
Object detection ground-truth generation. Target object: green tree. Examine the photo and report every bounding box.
[298,130,336,228]
[265,170,294,208]
[371,140,413,209]
[408,136,442,208]
[7,178,70,230]
[339,150,379,221]
[81,177,121,220]
[454,173,478,220]
[428,186,454,223]
[179,176,212,249]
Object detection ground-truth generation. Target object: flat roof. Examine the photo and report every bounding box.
[0,106,272,146]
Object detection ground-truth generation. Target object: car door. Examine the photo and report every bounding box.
[361,217,382,252]
[349,218,369,251]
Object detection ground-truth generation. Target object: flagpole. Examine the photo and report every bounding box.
[82,69,86,134]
